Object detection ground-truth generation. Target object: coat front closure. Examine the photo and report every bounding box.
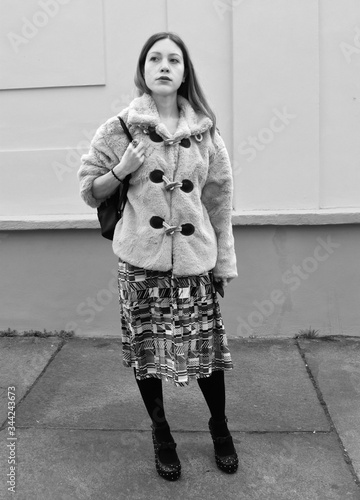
[78,93,237,279]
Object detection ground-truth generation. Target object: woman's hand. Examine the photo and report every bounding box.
[92,140,146,200]
[114,140,145,178]
[213,277,233,297]
[215,277,233,288]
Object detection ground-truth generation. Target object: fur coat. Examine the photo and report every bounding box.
[78,93,237,278]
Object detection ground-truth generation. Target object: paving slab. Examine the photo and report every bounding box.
[0,337,62,426]
[16,339,329,432]
[219,339,330,432]
[0,428,359,500]
[299,339,360,476]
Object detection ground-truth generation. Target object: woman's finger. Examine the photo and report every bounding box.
[132,140,145,150]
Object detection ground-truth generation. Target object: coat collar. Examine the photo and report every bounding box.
[126,93,213,142]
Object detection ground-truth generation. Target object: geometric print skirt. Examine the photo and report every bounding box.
[117,260,233,387]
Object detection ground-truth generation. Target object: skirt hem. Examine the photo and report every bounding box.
[123,360,234,386]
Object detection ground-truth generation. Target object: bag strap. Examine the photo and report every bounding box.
[118,117,133,142]
[116,117,132,206]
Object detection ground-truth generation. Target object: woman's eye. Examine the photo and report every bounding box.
[171,59,180,64]
[150,56,158,62]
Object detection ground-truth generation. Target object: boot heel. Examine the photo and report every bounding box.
[208,417,238,474]
[151,426,181,481]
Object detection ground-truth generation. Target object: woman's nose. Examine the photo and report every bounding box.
[160,61,169,72]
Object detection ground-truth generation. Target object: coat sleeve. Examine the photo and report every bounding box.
[201,131,238,279]
[77,118,124,209]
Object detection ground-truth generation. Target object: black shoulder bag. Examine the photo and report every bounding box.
[97,117,132,240]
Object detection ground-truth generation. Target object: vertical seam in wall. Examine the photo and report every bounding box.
[230,5,236,212]
[100,0,108,84]
[318,0,321,210]
[165,0,169,31]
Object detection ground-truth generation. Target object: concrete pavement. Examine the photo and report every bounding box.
[0,336,359,500]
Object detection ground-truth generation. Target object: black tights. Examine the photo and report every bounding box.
[134,370,166,427]
[134,369,226,429]
[197,370,226,422]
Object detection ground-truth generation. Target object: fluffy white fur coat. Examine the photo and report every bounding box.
[78,93,237,278]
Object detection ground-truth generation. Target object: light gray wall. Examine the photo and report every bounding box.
[1,0,360,219]
[1,225,359,339]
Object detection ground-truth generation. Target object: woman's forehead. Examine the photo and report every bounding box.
[148,39,183,57]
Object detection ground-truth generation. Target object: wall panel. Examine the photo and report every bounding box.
[232,0,319,211]
[319,0,360,208]
[0,0,106,89]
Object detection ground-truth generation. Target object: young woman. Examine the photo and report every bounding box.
[78,32,238,481]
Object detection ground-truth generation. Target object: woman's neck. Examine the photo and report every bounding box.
[152,93,179,120]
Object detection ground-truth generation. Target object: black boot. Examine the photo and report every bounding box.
[208,417,238,474]
[151,422,181,481]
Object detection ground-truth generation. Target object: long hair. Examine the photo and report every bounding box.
[134,32,216,137]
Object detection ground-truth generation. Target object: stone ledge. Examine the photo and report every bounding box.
[0,214,99,231]
[232,208,360,225]
[0,209,359,230]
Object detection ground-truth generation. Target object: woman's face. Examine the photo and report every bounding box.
[144,38,185,98]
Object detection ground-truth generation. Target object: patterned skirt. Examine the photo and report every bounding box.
[117,261,233,387]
